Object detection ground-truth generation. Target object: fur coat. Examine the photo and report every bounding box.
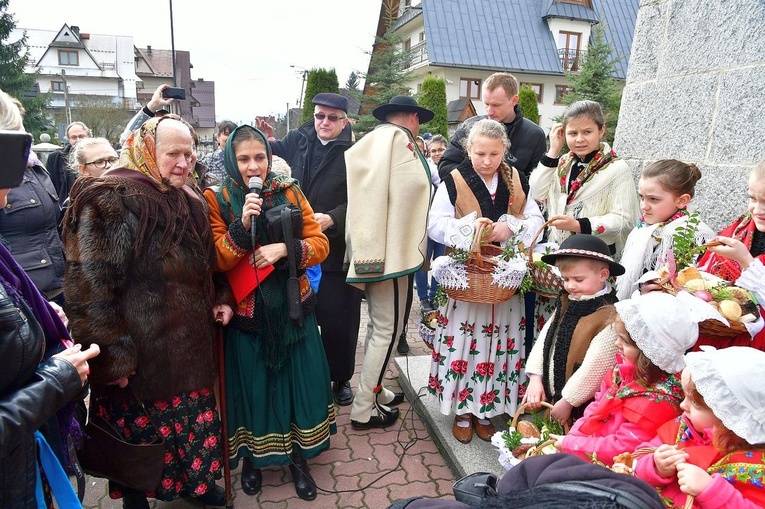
[63,170,221,402]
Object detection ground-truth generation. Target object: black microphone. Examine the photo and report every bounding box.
[248,177,263,248]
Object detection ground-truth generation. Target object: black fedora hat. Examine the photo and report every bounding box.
[372,95,435,123]
[541,234,625,276]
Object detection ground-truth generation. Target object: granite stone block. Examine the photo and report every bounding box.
[614,75,717,161]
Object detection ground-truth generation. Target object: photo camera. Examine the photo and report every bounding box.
[162,87,186,100]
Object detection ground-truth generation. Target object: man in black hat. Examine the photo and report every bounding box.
[344,95,434,429]
[257,93,362,408]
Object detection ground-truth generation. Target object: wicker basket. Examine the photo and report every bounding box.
[507,402,569,460]
[527,220,564,299]
[511,402,571,434]
[698,317,748,339]
[444,225,519,305]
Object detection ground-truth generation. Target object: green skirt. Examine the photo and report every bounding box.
[225,313,337,468]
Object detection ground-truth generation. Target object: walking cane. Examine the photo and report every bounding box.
[216,314,234,508]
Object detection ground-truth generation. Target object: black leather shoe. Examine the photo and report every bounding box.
[333,380,354,406]
[197,484,226,506]
[241,457,262,496]
[387,392,405,406]
[122,492,149,509]
[289,456,317,501]
[397,335,410,354]
[351,407,400,430]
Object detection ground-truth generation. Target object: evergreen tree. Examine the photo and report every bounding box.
[562,21,623,144]
[353,0,415,136]
[345,71,360,91]
[418,76,448,137]
[300,68,340,124]
[518,86,540,126]
[0,0,50,134]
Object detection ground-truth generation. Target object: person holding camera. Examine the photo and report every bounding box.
[203,125,335,501]
[0,88,99,508]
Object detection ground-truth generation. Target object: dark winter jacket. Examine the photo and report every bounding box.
[269,120,353,272]
[0,164,65,298]
[63,170,221,402]
[438,105,546,180]
[0,275,81,508]
[43,146,76,207]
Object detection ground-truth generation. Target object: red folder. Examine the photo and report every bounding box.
[226,247,274,303]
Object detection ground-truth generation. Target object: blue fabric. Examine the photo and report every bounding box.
[34,431,81,508]
[415,239,444,301]
[306,264,322,292]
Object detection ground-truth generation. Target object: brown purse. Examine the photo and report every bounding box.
[78,386,165,493]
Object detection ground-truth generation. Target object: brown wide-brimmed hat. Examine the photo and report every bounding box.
[372,95,434,123]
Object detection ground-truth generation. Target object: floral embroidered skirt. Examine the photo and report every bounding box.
[428,295,527,419]
[225,313,337,469]
[532,295,556,344]
[95,388,223,501]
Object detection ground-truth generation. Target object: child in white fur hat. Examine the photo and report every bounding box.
[551,292,699,466]
[634,346,765,508]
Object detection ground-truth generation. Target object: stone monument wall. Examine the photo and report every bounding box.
[614,0,765,231]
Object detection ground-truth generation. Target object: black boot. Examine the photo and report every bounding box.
[197,483,226,506]
[289,452,317,501]
[122,487,149,509]
[241,456,263,496]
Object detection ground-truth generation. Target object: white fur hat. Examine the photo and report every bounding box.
[685,346,765,445]
[614,292,700,373]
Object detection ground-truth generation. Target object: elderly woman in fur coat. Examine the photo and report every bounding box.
[63,117,234,509]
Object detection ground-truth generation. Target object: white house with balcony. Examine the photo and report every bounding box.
[13,24,141,134]
[371,0,637,132]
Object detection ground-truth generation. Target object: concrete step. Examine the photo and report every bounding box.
[394,355,507,479]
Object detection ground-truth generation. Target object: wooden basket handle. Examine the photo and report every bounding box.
[527,219,558,265]
[471,222,490,269]
[524,438,557,459]
[511,401,570,433]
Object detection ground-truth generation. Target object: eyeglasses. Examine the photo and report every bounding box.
[314,113,346,122]
[84,157,119,169]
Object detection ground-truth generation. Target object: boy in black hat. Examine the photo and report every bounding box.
[522,234,625,424]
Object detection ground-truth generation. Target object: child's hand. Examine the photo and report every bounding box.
[522,375,546,409]
[474,217,493,234]
[640,281,664,294]
[653,444,688,478]
[549,433,564,450]
[549,215,581,233]
[547,123,565,156]
[485,222,512,244]
[677,462,713,496]
[707,236,755,269]
[551,399,573,425]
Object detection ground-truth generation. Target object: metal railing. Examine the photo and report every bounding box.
[559,48,584,72]
[407,40,429,67]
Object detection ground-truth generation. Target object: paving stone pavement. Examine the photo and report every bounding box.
[83,297,458,509]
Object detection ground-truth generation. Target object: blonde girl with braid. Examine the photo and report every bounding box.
[427,118,544,444]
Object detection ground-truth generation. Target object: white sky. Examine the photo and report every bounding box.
[9,0,380,124]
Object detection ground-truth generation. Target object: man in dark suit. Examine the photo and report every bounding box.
[438,72,546,180]
[258,93,361,406]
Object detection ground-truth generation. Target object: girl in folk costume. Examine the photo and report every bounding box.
[203,126,335,501]
[696,160,765,351]
[552,292,699,466]
[634,347,765,508]
[427,119,544,444]
[529,100,638,259]
[616,159,716,300]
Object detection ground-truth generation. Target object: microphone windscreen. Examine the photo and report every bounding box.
[248,176,263,193]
